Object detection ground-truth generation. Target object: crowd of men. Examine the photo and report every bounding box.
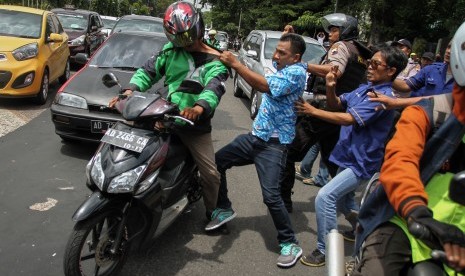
[113,1,465,274]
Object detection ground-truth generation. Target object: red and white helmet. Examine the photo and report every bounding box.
[163,1,205,47]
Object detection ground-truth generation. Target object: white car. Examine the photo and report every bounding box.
[100,15,118,38]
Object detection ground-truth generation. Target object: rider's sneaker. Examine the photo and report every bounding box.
[277,242,302,267]
[300,248,325,267]
[295,164,306,180]
[205,208,236,231]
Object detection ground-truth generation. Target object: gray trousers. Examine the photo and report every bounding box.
[177,130,220,214]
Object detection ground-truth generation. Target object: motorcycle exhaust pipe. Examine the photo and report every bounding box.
[326,229,345,276]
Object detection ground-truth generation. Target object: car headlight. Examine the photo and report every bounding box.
[70,35,85,46]
[55,92,88,109]
[12,43,38,61]
[108,165,146,193]
[90,153,105,190]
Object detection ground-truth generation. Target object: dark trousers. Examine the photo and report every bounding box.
[280,116,341,203]
[215,133,297,244]
[351,222,447,275]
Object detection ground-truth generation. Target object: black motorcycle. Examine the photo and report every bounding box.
[63,73,203,276]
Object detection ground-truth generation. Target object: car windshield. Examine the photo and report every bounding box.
[89,33,167,69]
[101,18,117,29]
[112,19,164,33]
[264,38,326,64]
[0,10,42,38]
[56,13,87,30]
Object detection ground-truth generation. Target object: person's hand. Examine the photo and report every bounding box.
[109,89,132,108]
[294,97,315,116]
[219,51,240,68]
[180,105,204,121]
[325,65,339,88]
[408,206,465,271]
[367,91,395,111]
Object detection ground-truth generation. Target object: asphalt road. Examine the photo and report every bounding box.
[0,77,356,276]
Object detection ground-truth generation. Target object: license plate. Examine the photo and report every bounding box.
[101,128,149,153]
[91,120,115,133]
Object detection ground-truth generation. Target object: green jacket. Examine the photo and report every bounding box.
[128,42,229,133]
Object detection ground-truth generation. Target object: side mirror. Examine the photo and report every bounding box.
[102,73,120,88]
[246,50,258,60]
[74,53,89,65]
[48,33,63,43]
[177,79,204,94]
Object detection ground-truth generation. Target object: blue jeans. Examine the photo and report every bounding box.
[300,143,330,186]
[314,159,330,186]
[300,143,320,177]
[315,167,366,254]
[215,133,297,244]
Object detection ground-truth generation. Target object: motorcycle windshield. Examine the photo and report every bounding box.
[122,92,174,120]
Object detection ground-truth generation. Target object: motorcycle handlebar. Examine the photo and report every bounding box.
[164,114,195,126]
[409,222,465,273]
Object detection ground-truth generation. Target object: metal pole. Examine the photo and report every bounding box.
[334,0,338,12]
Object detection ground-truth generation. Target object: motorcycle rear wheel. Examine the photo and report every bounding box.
[63,211,131,276]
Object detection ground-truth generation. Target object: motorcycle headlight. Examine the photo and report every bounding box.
[136,168,160,195]
[108,165,146,193]
[90,153,105,189]
[12,43,38,61]
[70,35,85,46]
[55,92,88,109]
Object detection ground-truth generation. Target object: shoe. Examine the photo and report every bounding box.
[295,164,305,180]
[342,230,355,242]
[277,242,302,267]
[300,248,325,267]
[205,208,236,231]
[302,177,316,185]
[346,259,356,274]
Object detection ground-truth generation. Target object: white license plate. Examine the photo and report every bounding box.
[101,128,149,153]
[91,120,115,133]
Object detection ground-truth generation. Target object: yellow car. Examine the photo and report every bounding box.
[0,5,70,104]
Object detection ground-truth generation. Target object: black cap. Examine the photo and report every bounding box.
[391,39,412,50]
[421,52,435,61]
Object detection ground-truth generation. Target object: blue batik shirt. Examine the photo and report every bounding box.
[252,62,307,144]
[408,62,454,97]
[329,82,396,179]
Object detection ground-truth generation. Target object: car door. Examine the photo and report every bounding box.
[239,34,260,98]
[88,14,103,55]
[43,14,62,81]
[51,14,69,77]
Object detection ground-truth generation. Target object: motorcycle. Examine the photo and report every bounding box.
[63,73,204,276]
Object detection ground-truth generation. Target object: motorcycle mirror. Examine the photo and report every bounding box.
[102,73,121,89]
[177,79,204,94]
[449,170,465,206]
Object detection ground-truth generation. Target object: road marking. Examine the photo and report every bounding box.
[29,198,58,211]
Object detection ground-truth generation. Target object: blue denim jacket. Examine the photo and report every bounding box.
[355,97,465,255]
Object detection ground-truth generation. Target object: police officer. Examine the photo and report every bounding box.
[281,13,370,219]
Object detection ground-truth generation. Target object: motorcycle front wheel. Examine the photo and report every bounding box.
[63,211,131,276]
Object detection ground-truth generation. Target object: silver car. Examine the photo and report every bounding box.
[233,30,326,119]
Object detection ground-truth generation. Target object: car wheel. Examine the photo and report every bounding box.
[34,69,49,105]
[233,73,244,98]
[250,90,262,120]
[59,59,71,84]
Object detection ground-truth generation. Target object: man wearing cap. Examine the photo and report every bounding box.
[420,52,435,68]
[392,39,420,97]
[393,42,454,97]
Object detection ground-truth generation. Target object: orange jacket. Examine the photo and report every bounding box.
[380,84,465,218]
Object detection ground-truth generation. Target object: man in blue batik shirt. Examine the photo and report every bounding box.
[295,46,408,267]
[206,33,307,268]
